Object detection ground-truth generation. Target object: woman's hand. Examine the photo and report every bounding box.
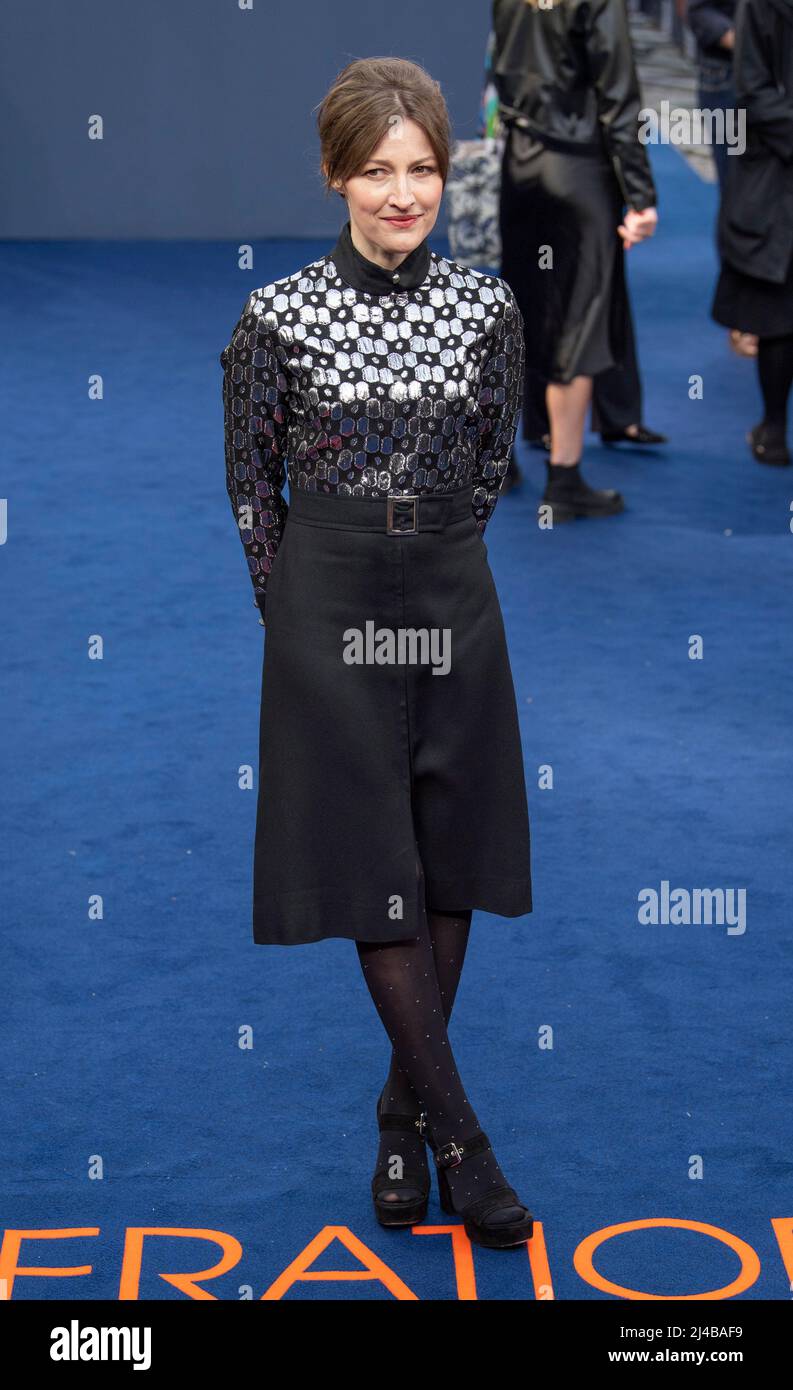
[618,206,658,250]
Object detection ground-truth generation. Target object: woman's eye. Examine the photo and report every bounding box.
[363,166,436,177]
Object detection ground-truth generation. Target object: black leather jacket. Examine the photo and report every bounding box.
[491,0,658,210]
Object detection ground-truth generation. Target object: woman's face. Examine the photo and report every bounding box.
[332,117,443,268]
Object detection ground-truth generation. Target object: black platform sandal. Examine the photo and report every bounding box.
[432,1132,534,1249]
[371,1093,430,1228]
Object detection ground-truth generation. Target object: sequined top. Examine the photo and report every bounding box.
[220,218,526,623]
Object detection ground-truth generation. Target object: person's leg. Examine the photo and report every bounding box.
[541,374,625,518]
[749,334,793,463]
[591,299,643,436]
[546,375,592,464]
[373,909,472,1206]
[380,907,472,1111]
[757,334,793,432]
[700,79,734,199]
[522,366,552,444]
[358,909,527,1224]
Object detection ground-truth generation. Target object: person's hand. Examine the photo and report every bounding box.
[618,206,658,249]
[720,27,735,50]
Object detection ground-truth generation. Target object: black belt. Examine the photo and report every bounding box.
[287,485,475,534]
[499,102,604,156]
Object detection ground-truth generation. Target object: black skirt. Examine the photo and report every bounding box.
[499,128,628,383]
[251,485,533,946]
[711,247,793,338]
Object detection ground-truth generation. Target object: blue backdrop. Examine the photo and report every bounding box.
[0,0,490,240]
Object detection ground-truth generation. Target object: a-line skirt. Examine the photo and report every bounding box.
[251,484,533,946]
[499,127,629,385]
[711,248,793,338]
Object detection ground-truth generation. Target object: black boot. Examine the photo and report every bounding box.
[540,461,625,522]
[747,422,790,466]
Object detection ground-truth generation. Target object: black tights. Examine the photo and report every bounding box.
[357,893,519,1214]
[758,333,793,431]
[378,906,472,1115]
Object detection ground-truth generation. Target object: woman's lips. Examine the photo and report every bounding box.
[383,215,419,225]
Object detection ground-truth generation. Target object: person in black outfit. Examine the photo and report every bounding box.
[686,0,760,359]
[688,0,738,193]
[492,0,659,520]
[711,0,793,464]
[221,57,535,1248]
[519,341,667,460]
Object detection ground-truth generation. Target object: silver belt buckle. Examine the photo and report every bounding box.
[386,495,418,535]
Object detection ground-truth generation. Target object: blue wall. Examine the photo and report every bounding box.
[0,0,491,240]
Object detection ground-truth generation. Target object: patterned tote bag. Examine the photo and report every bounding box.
[445,29,505,270]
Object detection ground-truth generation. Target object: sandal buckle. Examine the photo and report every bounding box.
[436,1141,463,1168]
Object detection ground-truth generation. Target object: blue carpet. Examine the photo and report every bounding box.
[3,144,792,1300]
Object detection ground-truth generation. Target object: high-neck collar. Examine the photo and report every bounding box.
[329,218,431,295]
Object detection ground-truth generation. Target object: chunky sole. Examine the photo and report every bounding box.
[373,1197,429,1228]
[438,1179,533,1247]
[464,1217,534,1249]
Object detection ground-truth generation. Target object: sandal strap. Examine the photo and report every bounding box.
[372,1167,429,1196]
[455,1184,529,1225]
[433,1131,491,1169]
[378,1109,428,1136]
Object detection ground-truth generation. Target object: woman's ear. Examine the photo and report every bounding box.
[322,162,344,198]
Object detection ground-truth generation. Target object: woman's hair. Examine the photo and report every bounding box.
[316,57,451,197]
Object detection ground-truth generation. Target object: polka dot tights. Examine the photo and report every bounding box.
[357,903,521,1217]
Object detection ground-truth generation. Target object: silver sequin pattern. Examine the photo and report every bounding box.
[220,249,525,619]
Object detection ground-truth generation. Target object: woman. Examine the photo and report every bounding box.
[711,0,793,466]
[220,57,534,1249]
[492,0,659,520]
[688,0,759,360]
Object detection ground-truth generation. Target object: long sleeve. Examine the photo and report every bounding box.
[472,282,525,534]
[585,0,658,211]
[733,0,793,164]
[687,0,735,54]
[220,292,290,625]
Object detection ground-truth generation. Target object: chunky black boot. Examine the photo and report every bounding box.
[371,1090,430,1228]
[540,460,624,522]
[431,1132,534,1249]
[747,422,790,466]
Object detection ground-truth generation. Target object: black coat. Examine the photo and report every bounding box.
[717,0,793,283]
[491,0,657,210]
